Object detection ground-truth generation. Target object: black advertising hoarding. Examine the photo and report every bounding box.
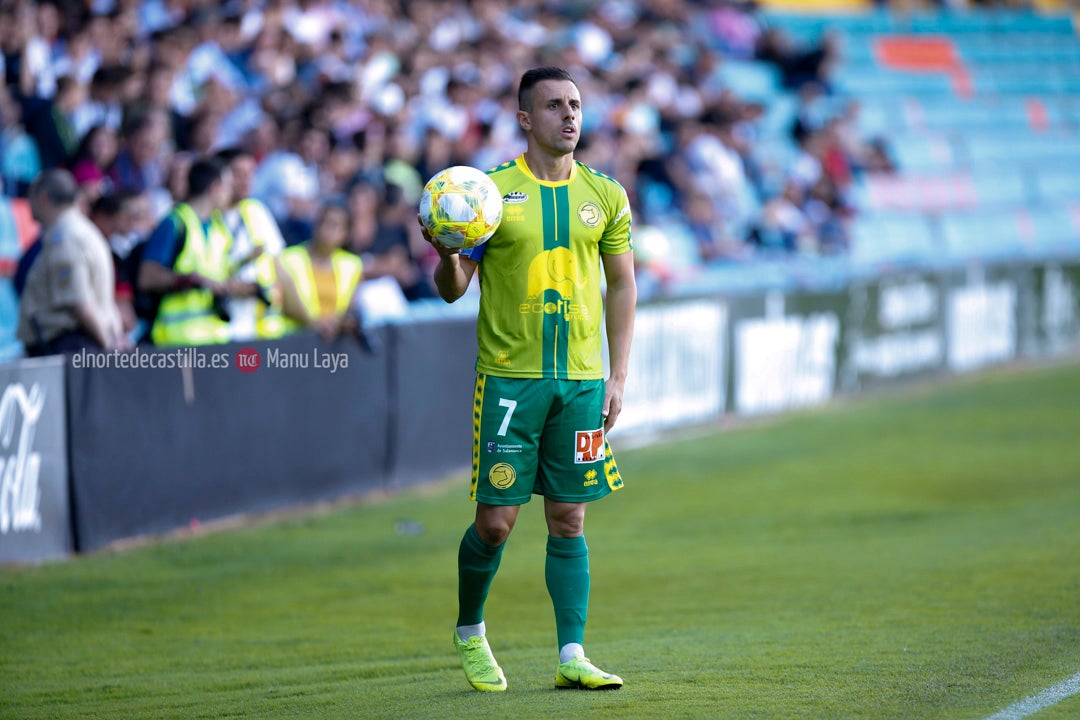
[66,332,391,552]
[0,357,71,565]
[388,316,478,488]
[1025,261,1080,358]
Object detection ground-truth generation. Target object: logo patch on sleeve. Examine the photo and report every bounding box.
[574,428,605,464]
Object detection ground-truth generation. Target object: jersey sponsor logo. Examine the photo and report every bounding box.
[583,469,599,487]
[577,201,602,228]
[525,247,585,299]
[487,441,523,454]
[503,191,528,204]
[521,247,589,318]
[574,428,604,464]
[489,462,517,489]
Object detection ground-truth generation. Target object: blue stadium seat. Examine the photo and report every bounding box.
[1023,205,1080,252]
[834,68,955,97]
[972,172,1033,208]
[963,132,1080,165]
[717,60,781,101]
[889,133,959,171]
[849,213,939,265]
[1033,169,1080,203]
[939,210,1025,259]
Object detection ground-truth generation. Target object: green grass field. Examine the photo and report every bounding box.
[3,362,1080,720]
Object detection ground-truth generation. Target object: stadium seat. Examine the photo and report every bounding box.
[849,213,939,265]
[939,210,1026,259]
[716,60,782,101]
[972,172,1033,208]
[1021,205,1080,252]
[1033,169,1080,203]
[889,133,958,171]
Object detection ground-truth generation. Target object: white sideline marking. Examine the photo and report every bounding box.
[982,671,1080,720]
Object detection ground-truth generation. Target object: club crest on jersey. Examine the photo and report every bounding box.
[574,428,605,464]
[577,201,602,228]
[503,191,528,204]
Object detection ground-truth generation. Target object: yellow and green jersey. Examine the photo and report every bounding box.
[461,154,633,379]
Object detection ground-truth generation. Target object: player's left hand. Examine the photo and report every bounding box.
[602,382,624,433]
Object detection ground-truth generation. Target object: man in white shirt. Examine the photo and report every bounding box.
[18,169,127,356]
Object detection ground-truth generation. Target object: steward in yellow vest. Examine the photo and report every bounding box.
[279,203,363,340]
[137,158,238,346]
[215,147,298,341]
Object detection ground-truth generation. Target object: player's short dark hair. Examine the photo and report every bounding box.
[186,157,226,199]
[30,169,79,207]
[518,67,576,111]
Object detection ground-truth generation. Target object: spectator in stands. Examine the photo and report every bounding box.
[0,84,40,197]
[110,109,172,195]
[70,64,128,140]
[279,202,362,340]
[755,27,839,91]
[22,74,82,173]
[88,193,142,337]
[17,168,127,355]
[0,1,54,102]
[749,178,816,254]
[136,156,241,346]
[347,178,435,302]
[215,145,298,341]
[252,120,329,246]
[67,124,117,207]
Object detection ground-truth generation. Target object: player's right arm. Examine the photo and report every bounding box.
[433,251,477,303]
[418,214,478,303]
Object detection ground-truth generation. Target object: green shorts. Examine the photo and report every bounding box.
[470,374,624,505]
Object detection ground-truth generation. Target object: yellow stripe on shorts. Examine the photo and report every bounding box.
[603,436,624,491]
[470,374,486,501]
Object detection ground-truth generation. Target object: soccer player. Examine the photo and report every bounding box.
[421,67,637,692]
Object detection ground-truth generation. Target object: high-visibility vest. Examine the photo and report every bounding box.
[150,204,231,346]
[235,199,285,339]
[279,244,363,334]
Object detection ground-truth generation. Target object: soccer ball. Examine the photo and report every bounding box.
[419,165,503,249]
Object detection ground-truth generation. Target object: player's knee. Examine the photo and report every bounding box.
[545,504,585,538]
[474,506,517,546]
[475,522,511,546]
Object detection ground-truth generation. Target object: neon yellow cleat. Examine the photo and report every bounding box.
[554,654,624,690]
[453,632,507,692]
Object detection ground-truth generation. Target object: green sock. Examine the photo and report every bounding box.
[456,524,505,628]
[545,534,590,650]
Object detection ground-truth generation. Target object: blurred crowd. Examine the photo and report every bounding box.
[1,0,897,350]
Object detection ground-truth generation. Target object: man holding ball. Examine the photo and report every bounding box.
[420,66,637,692]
